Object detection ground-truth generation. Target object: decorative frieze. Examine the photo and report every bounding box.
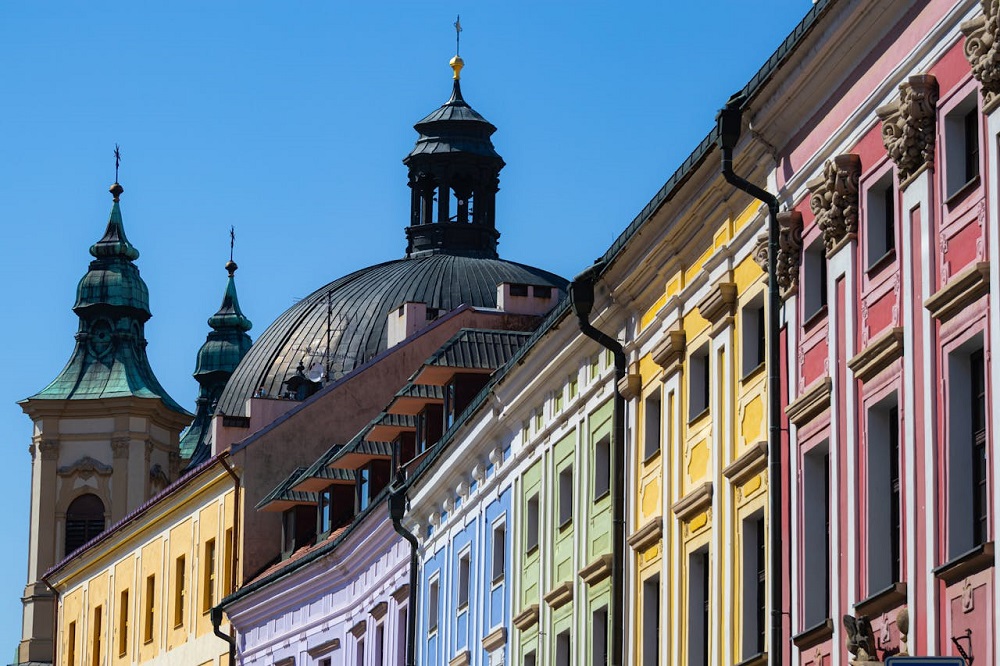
[807,154,861,256]
[962,2,1000,113]
[877,74,939,187]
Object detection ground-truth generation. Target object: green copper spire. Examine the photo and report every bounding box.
[181,253,254,466]
[28,181,187,415]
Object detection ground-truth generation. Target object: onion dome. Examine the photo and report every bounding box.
[181,259,254,466]
[27,182,187,414]
[214,56,567,418]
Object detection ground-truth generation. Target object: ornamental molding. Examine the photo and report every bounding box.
[543,581,574,610]
[877,74,939,188]
[627,518,663,553]
[616,373,642,401]
[370,601,388,621]
[58,456,113,478]
[448,650,471,666]
[753,211,803,300]
[671,481,713,522]
[696,280,737,335]
[349,620,367,638]
[962,2,1000,114]
[482,626,507,653]
[807,154,861,256]
[848,327,904,383]
[785,377,832,427]
[578,554,613,586]
[723,441,768,487]
[38,439,60,460]
[149,464,169,488]
[651,327,686,375]
[512,604,539,631]
[111,437,130,459]
[924,261,990,322]
[752,233,769,274]
[391,584,410,604]
[306,638,340,657]
[843,613,878,664]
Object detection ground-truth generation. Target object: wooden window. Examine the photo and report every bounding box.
[143,575,155,643]
[203,539,216,613]
[865,171,896,267]
[65,494,105,556]
[118,590,129,657]
[803,447,830,626]
[803,238,827,320]
[867,399,901,593]
[556,630,571,666]
[68,621,76,666]
[944,94,981,197]
[947,342,989,557]
[91,606,102,666]
[173,555,186,628]
[972,349,988,545]
[741,300,766,375]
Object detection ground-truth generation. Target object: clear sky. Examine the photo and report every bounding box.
[0,1,812,655]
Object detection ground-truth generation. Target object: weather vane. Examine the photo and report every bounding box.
[454,15,462,55]
[230,225,236,263]
[114,144,121,183]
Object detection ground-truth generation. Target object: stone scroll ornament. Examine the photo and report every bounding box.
[877,75,939,187]
[808,154,861,255]
[751,211,803,299]
[963,0,1000,113]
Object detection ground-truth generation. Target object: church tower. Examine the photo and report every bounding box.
[17,180,190,664]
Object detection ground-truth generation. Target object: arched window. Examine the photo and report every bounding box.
[65,494,105,556]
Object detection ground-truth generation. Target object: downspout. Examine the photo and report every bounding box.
[570,263,626,666]
[389,478,419,666]
[215,455,241,666]
[717,94,784,666]
[40,577,59,665]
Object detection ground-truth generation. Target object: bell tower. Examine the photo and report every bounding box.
[16,179,190,665]
[403,53,505,258]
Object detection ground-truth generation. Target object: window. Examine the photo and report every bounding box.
[644,389,662,459]
[642,576,660,666]
[742,514,766,659]
[594,435,611,499]
[223,528,234,596]
[457,552,471,609]
[395,608,407,666]
[374,623,385,666]
[65,494,105,556]
[173,555,186,628]
[91,606,102,666]
[203,539,216,612]
[689,345,710,420]
[867,399,900,593]
[533,285,552,299]
[510,283,529,297]
[428,577,439,632]
[803,238,827,320]
[559,466,574,527]
[118,590,129,657]
[803,446,830,627]
[526,494,540,551]
[688,550,709,666]
[318,485,334,535]
[556,630,571,666]
[945,94,981,197]
[492,523,506,583]
[68,621,76,666]
[866,171,896,267]
[948,342,988,557]
[357,465,372,512]
[554,389,564,413]
[741,300,766,376]
[282,508,297,555]
[593,606,608,666]
[356,638,365,666]
[445,382,457,429]
[524,651,537,666]
[569,373,578,399]
[590,356,600,381]
[534,409,543,431]
[143,574,155,643]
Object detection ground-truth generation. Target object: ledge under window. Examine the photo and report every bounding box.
[792,618,834,649]
[944,174,981,207]
[737,652,768,666]
[803,304,829,330]
[866,248,897,275]
[933,541,994,585]
[855,581,906,617]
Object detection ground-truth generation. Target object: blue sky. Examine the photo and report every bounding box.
[0,1,811,654]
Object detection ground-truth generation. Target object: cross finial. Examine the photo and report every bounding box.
[454,15,462,56]
[114,144,121,183]
[226,225,238,276]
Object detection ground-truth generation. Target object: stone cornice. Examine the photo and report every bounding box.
[877,74,939,188]
[543,581,574,610]
[616,373,642,401]
[306,638,340,656]
[370,600,388,621]
[449,650,471,666]
[512,604,539,631]
[785,377,832,426]
[349,620,367,638]
[696,280,737,335]
[924,261,990,322]
[578,554,613,586]
[723,441,768,487]
[482,627,507,653]
[627,518,663,553]
[807,154,861,257]
[848,327,904,383]
[651,328,686,376]
[391,584,410,604]
[671,482,713,522]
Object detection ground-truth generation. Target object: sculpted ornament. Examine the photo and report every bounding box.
[752,211,802,299]
[808,154,861,255]
[843,613,879,664]
[962,1,1000,113]
[877,75,939,186]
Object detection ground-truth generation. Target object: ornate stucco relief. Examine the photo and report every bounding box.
[807,154,862,256]
[877,74,939,187]
[962,1,1000,113]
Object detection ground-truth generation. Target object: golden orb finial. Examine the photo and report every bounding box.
[450,54,464,80]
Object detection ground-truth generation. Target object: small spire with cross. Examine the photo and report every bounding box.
[450,16,465,80]
[226,225,238,276]
[110,144,124,201]
[454,15,462,55]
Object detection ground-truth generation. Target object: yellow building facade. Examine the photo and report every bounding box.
[45,455,238,666]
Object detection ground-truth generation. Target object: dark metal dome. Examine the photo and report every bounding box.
[215,253,567,416]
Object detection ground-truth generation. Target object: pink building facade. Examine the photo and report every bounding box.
[777,0,998,662]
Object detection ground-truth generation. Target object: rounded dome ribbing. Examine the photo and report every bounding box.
[214,254,566,416]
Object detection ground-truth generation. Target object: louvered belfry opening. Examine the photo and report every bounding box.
[65,493,106,556]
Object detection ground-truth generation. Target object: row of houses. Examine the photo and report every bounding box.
[21,0,1000,664]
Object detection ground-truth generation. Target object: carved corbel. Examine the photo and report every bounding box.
[38,439,60,460]
[696,280,737,336]
[651,327,686,376]
[751,210,802,300]
[877,74,939,187]
[111,437,130,459]
[808,155,861,256]
[962,1,1000,113]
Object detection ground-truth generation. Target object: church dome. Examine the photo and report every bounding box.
[215,55,567,417]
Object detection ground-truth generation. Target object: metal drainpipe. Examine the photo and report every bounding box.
[389,480,419,666]
[717,94,784,666]
[212,606,236,665]
[40,576,60,665]
[215,455,242,666]
[570,263,626,666]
